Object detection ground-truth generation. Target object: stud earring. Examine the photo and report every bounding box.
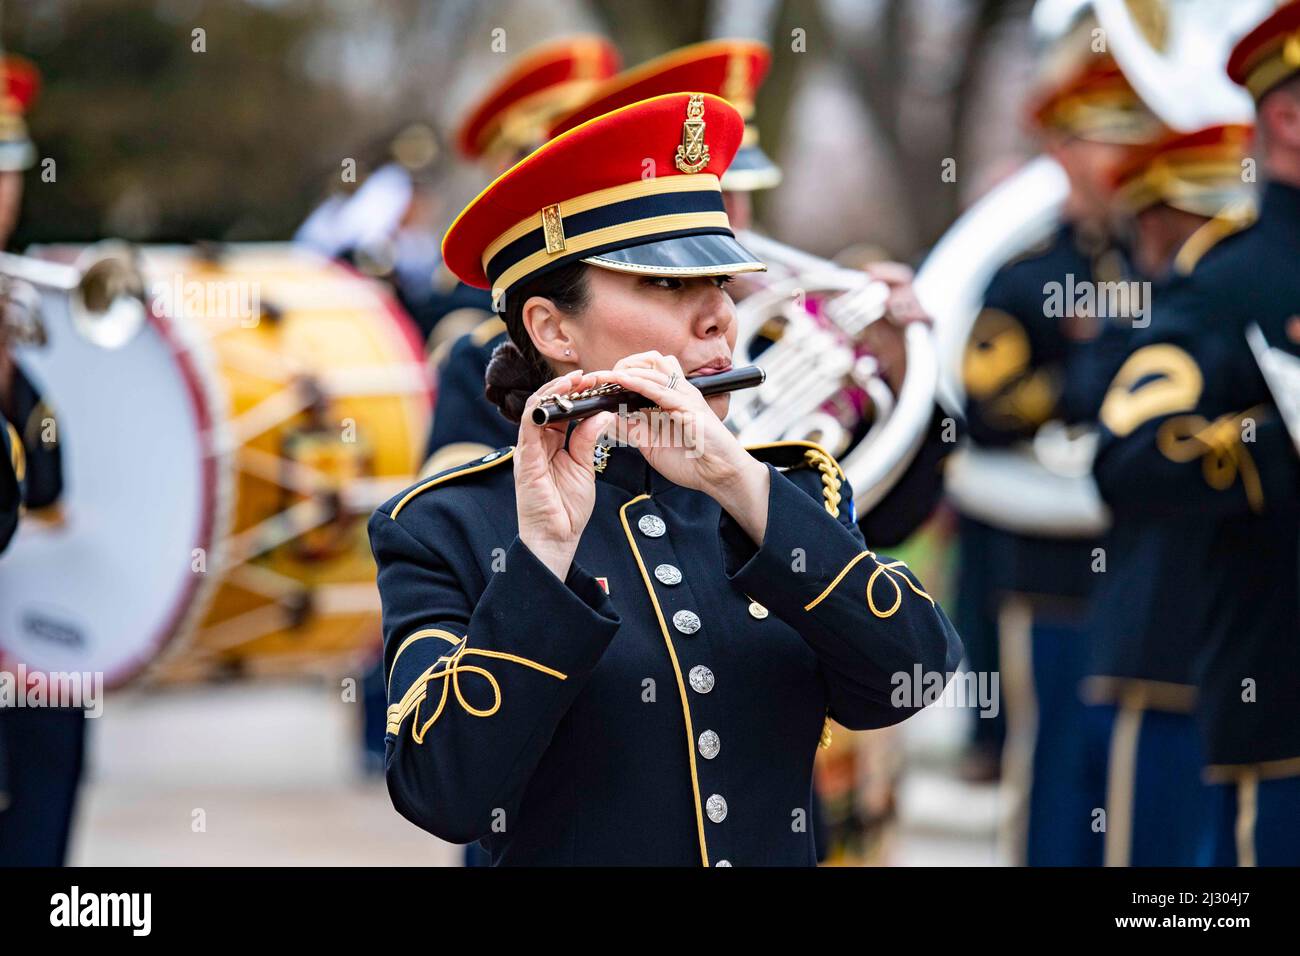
[565,349,572,356]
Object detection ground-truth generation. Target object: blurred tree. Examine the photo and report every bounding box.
[4,0,397,246]
[830,0,1025,251]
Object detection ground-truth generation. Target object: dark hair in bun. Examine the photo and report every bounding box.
[484,261,591,423]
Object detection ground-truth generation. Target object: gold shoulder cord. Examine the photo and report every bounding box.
[803,447,842,518]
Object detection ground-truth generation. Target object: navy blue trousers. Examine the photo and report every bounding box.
[1083,703,1214,865]
[0,707,86,866]
[1199,774,1300,866]
[1023,611,1100,866]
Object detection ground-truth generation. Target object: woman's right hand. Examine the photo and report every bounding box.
[515,369,616,581]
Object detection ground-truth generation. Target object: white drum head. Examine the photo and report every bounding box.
[0,276,227,687]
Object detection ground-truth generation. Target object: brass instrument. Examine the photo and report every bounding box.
[936,0,1272,537]
[0,244,147,350]
[729,230,940,514]
[533,364,765,426]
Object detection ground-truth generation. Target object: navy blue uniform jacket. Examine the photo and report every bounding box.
[1094,182,1300,772]
[370,437,962,865]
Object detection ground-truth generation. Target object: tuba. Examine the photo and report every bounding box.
[932,0,1272,538]
[727,229,940,514]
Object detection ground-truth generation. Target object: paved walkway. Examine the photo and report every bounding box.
[66,680,999,867]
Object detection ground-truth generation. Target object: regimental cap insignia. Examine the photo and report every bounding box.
[675,93,710,174]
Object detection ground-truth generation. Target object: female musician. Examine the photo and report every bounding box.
[370,92,962,866]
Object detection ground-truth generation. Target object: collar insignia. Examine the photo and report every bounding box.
[592,434,613,473]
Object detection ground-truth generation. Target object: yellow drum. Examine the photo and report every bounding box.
[0,244,431,685]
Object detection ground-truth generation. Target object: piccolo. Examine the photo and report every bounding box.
[531,364,766,426]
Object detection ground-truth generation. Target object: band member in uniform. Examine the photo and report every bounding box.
[423,36,623,474]
[297,123,450,341]
[370,93,962,865]
[1094,0,1300,866]
[958,52,1161,865]
[0,53,83,867]
[1083,123,1254,866]
[448,38,952,545]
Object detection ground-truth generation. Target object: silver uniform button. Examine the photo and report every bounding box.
[688,665,714,694]
[715,859,732,867]
[482,450,501,462]
[637,514,666,538]
[698,729,720,760]
[672,609,701,634]
[654,563,682,585]
[705,794,728,823]
[748,600,769,619]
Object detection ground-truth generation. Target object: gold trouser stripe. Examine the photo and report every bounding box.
[390,447,515,518]
[492,211,732,299]
[1235,771,1259,868]
[618,493,710,867]
[1103,696,1144,867]
[483,174,722,264]
[996,597,1036,867]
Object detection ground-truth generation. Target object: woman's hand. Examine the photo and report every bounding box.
[515,370,616,581]
[592,351,771,541]
[855,261,932,394]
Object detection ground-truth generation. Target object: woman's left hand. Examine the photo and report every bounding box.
[590,351,768,518]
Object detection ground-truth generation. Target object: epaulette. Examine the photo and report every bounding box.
[470,315,507,346]
[426,309,499,370]
[388,446,514,519]
[744,439,846,518]
[1173,198,1258,276]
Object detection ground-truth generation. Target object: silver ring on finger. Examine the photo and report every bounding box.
[666,372,679,390]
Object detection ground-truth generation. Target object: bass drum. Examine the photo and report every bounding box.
[0,244,431,686]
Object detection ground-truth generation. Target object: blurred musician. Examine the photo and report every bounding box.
[0,53,82,867]
[957,43,1162,864]
[1084,124,1255,866]
[422,36,623,476]
[1093,0,1300,865]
